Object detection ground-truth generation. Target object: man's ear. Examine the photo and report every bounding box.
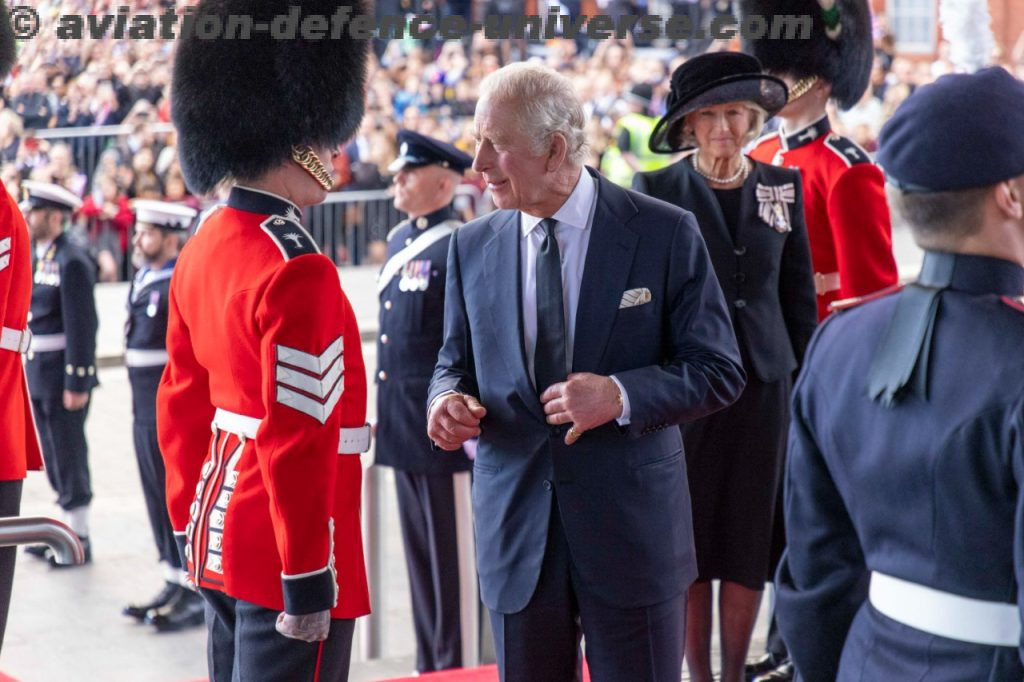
[995,178,1024,221]
[547,133,568,172]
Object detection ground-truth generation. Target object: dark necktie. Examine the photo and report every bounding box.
[534,217,567,394]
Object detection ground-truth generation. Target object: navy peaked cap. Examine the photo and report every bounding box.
[388,130,473,175]
[877,67,1024,193]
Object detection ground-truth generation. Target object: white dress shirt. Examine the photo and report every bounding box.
[520,170,631,423]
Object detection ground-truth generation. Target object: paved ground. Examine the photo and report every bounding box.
[1,221,924,681]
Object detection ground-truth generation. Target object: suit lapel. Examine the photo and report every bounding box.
[681,156,734,249]
[573,173,639,373]
[483,210,545,421]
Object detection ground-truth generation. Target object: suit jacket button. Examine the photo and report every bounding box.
[378,370,388,381]
[380,334,389,345]
[733,272,746,283]
[733,299,747,309]
[542,480,552,491]
[733,245,747,256]
[384,301,392,311]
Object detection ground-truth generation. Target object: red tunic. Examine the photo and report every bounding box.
[157,186,370,618]
[0,185,44,480]
[750,116,898,320]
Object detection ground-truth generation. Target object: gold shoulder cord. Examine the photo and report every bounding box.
[291,145,333,191]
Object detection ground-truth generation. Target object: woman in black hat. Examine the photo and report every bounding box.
[633,52,818,682]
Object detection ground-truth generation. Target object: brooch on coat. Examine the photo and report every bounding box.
[756,182,795,234]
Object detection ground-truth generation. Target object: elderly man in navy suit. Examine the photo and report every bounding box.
[427,62,745,681]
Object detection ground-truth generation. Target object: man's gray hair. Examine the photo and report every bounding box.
[478,63,589,166]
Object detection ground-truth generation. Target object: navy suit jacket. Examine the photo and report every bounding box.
[428,169,745,613]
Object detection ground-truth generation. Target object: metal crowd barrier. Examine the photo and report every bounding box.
[36,122,177,182]
[0,517,86,566]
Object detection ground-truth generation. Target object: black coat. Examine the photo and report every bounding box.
[375,206,471,474]
[634,156,817,382]
[27,232,99,398]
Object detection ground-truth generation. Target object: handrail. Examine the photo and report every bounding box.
[0,517,86,566]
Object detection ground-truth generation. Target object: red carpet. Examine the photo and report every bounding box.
[380,664,591,681]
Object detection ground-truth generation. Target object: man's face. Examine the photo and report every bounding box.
[27,208,60,241]
[472,96,551,212]
[393,164,453,217]
[132,223,170,264]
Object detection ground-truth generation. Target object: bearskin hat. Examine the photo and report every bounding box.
[0,2,17,79]
[739,0,874,110]
[172,0,369,195]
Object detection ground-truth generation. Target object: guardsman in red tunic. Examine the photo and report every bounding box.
[743,0,898,322]
[0,1,42,650]
[156,1,370,679]
[740,1,898,680]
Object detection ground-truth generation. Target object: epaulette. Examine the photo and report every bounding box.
[385,220,409,243]
[828,283,904,313]
[193,204,223,234]
[260,215,320,261]
[824,135,873,167]
[1000,296,1024,313]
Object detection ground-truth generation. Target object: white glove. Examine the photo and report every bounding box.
[275,609,330,642]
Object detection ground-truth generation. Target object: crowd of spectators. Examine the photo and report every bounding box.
[3,0,1024,278]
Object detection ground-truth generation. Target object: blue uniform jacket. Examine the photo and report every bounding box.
[376,206,471,474]
[27,232,98,398]
[778,252,1024,681]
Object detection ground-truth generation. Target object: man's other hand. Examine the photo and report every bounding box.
[428,393,487,451]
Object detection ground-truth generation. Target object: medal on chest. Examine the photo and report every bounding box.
[147,290,160,318]
[756,182,795,233]
[33,244,60,287]
[399,259,431,292]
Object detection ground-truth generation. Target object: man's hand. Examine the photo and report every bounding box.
[427,393,487,451]
[541,373,622,445]
[275,609,330,642]
[63,390,89,411]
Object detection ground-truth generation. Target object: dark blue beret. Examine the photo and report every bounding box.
[388,129,473,175]
[877,67,1024,193]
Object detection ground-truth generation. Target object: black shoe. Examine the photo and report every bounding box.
[753,661,795,682]
[48,535,91,568]
[123,582,182,620]
[23,544,51,560]
[745,653,781,680]
[145,588,205,632]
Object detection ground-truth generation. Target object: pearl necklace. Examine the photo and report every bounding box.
[691,151,749,185]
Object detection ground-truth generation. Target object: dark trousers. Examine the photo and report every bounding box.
[490,499,687,682]
[132,420,179,568]
[201,588,356,682]
[394,470,463,672]
[0,480,22,653]
[31,397,92,511]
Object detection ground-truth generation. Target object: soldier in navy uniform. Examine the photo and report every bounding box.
[375,130,474,673]
[21,181,98,566]
[119,200,205,631]
[777,67,1024,681]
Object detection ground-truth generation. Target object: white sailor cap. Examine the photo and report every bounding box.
[21,180,83,213]
[132,200,198,231]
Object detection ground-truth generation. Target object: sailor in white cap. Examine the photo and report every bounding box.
[120,200,205,632]
[21,180,98,567]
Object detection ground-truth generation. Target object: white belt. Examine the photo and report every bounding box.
[869,571,1020,648]
[213,408,371,455]
[28,332,66,353]
[125,348,170,368]
[814,271,841,296]
[0,326,31,353]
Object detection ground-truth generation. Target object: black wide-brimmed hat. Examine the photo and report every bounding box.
[172,0,370,195]
[649,52,788,154]
[740,0,873,110]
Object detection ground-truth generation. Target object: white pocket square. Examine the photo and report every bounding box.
[619,287,652,309]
